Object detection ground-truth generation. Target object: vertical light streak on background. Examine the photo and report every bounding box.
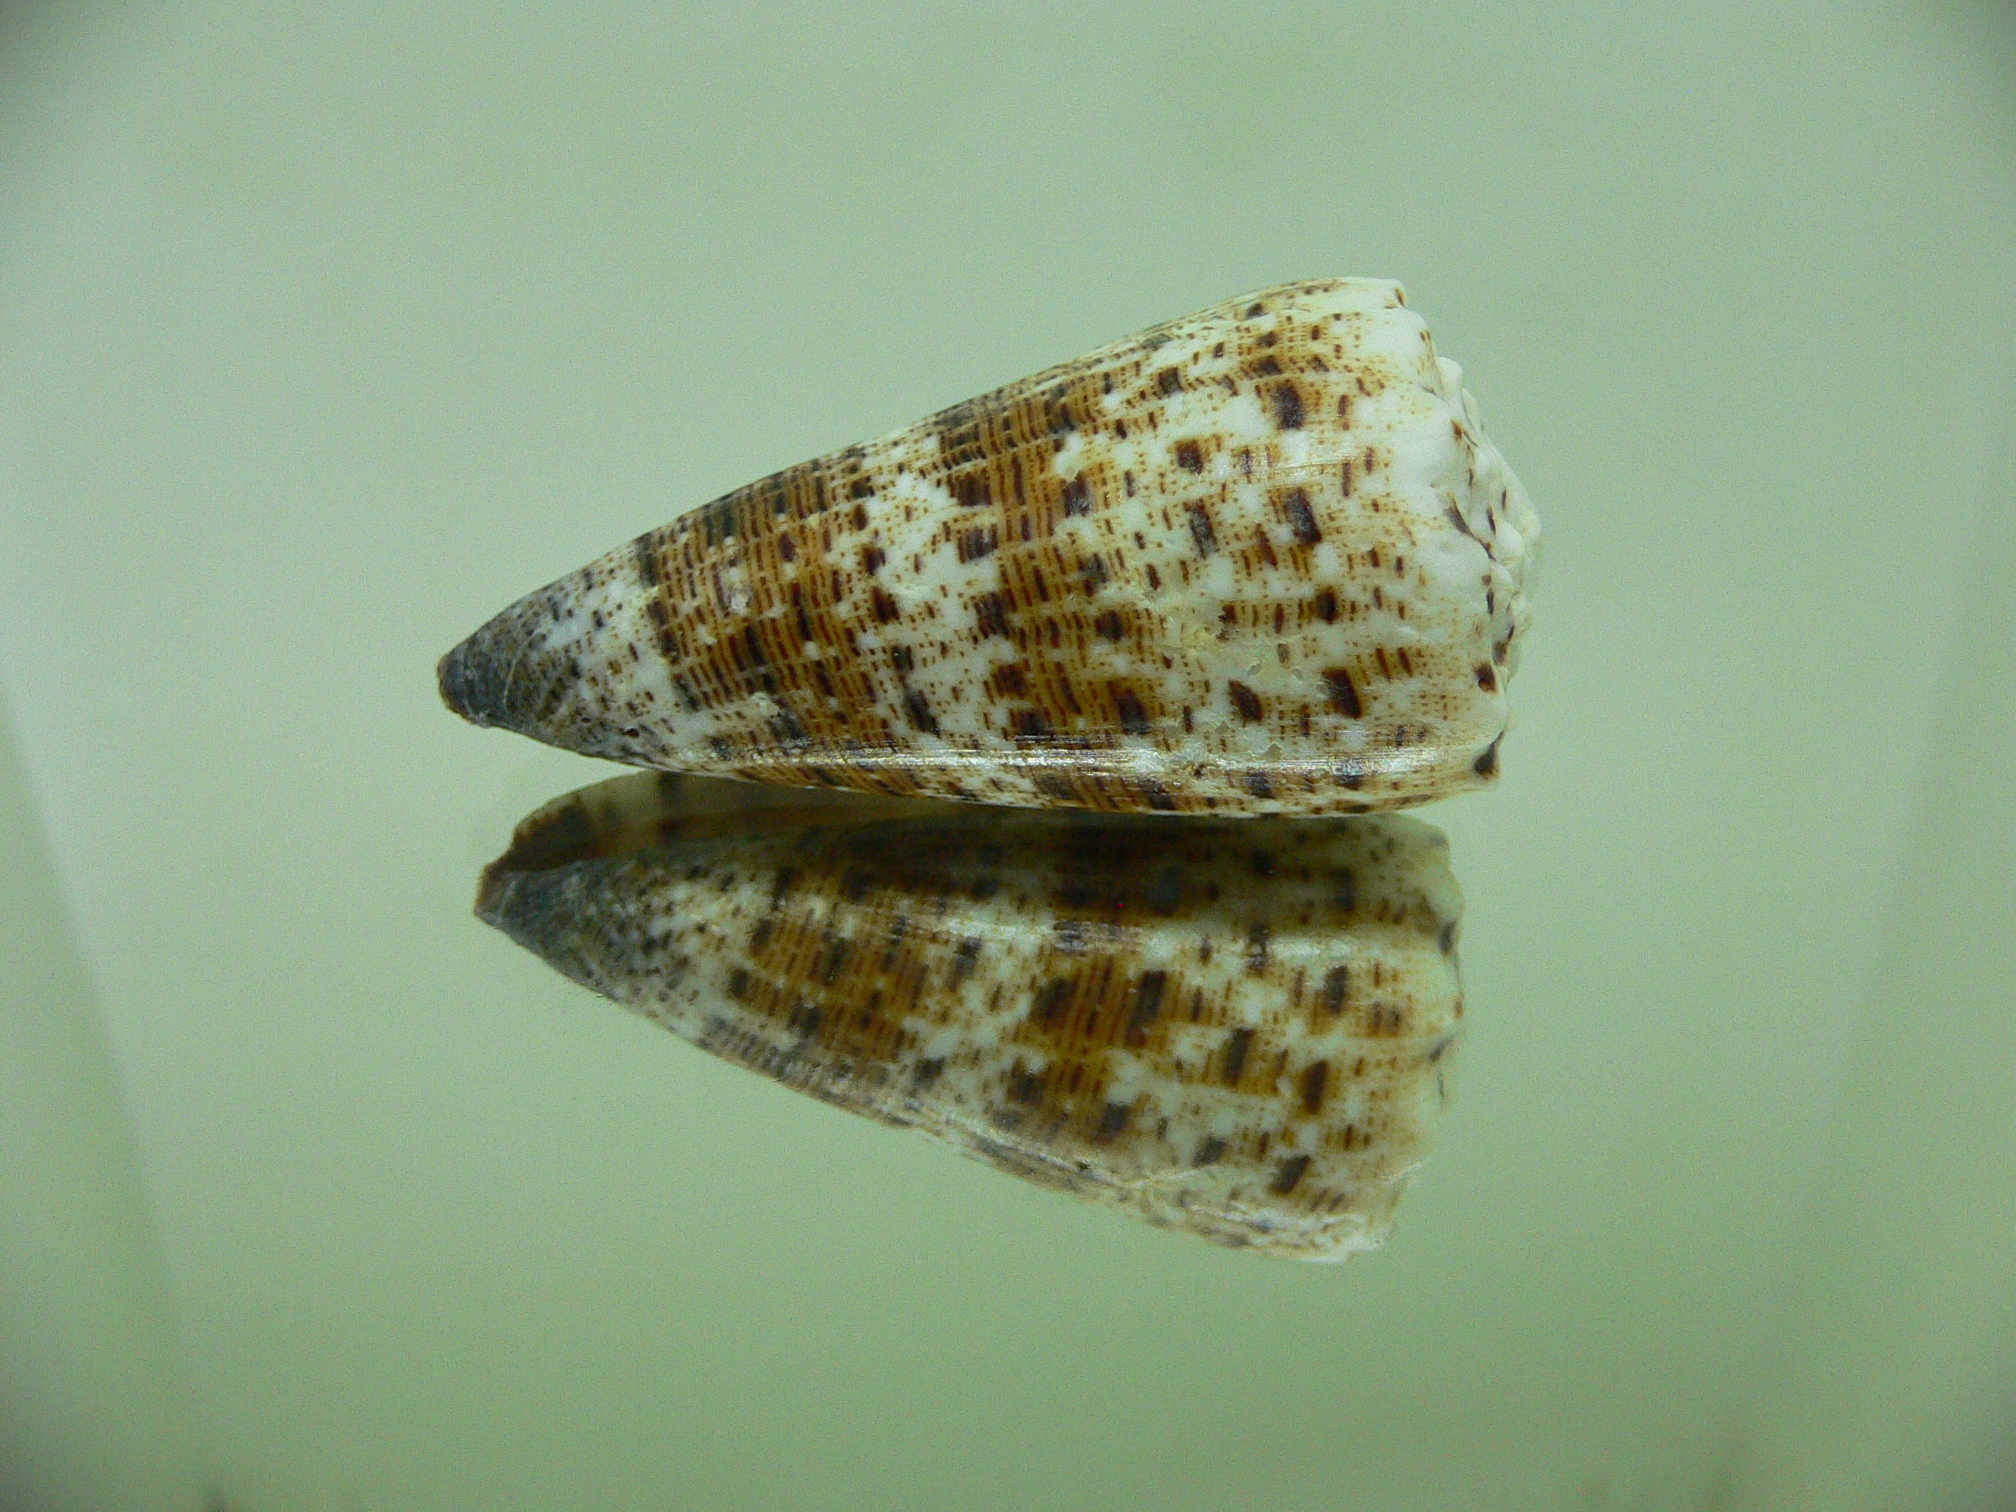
[0,687,211,1512]
[1723,360,2016,1510]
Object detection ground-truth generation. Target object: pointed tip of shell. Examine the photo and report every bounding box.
[437,577,627,757]
[472,859,514,929]
[473,844,581,971]
[437,605,562,736]
[437,634,495,727]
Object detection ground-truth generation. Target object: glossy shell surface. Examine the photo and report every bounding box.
[441,279,1538,814]
[481,773,1465,1258]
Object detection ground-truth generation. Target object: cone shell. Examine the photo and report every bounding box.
[440,278,1538,814]
[480,772,1465,1258]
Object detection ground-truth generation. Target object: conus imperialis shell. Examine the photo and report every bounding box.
[440,279,1538,814]
[480,772,1465,1258]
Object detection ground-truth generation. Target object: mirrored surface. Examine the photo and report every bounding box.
[2,3,2013,1509]
[480,773,1465,1260]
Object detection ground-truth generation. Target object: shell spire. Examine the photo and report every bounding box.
[440,279,1538,814]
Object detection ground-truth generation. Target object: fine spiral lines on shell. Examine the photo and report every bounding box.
[440,279,1539,817]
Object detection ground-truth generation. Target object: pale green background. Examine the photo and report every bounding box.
[2,3,2014,1509]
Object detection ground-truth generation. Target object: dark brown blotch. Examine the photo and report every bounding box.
[1323,668,1363,719]
[1031,977,1071,1024]
[1111,686,1151,736]
[634,536,662,587]
[1269,381,1305,430]
[1094,1101,1133,1142]
[1009,708,1053,740]
[1299,1060,1329,1115]
[1125,971,1167,1046]
[1283,488,1322,546]
[1319,965,1349,1015]
[1186,504,1218,556]
[974,591,1010,639]
[1269,1153,1312,1194]
[1043,386,1078,435]
[952,936,983,980]
[818,933,851,985]
[695,495,741,546]
[1222,1026,1254,1085]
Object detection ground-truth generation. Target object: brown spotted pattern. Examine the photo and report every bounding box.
[440,279,1539,815]
[479,772,1465,1258]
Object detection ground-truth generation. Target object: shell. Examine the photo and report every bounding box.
[480,772,1465,1258]
[440,279,1538,815]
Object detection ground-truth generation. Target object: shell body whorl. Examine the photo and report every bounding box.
[441,279,1538,815]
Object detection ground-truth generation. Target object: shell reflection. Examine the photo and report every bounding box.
[440,279,1538,815]
[480,773,1465,1258]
